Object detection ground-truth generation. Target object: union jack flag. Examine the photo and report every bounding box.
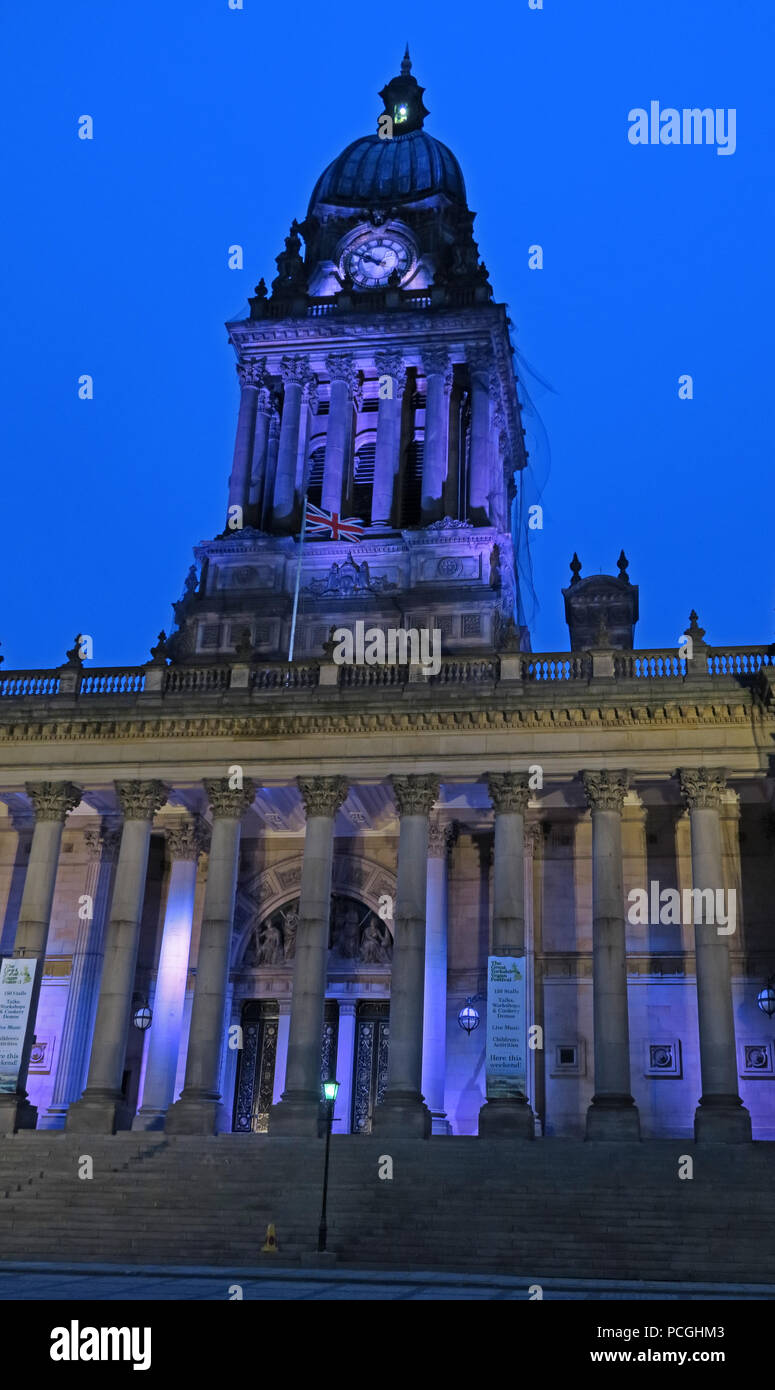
[305,502,365,543]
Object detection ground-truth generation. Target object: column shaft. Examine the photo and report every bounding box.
[166,781,254,1135]
[468,359,491,522]
[321,362,354,514]
[479,775,535,1137]
[247,388,272,526]
[0,782,81,1132]
[422,824,452,1134]
[271,1004,291,1105]
[373,776,438,1139]
[227,365,260,521]
[372,354,405,526]
[332,1002,356,1134]
[133,826,203,1130]
[272,359,307,528]
[583,771,640,1140]
[680,769,751,1142]
[269,776,348,1136]
[421,353,451,524]
[41,825,119,1128]
[66,781,167,1133]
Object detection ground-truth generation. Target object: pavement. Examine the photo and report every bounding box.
[0,1262,773,1300]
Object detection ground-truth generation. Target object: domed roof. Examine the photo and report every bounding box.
[309,129,466,212]
[307,50,467,214]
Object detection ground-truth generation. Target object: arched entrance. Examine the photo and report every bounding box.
[232,890,392,1133]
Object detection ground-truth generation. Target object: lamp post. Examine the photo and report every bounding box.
[317,1078,340,1253]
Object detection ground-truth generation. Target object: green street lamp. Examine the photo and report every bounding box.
[318,1079,340,1253]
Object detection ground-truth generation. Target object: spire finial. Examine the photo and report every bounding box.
[401,43,412,75]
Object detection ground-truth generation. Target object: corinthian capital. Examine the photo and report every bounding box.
[83,823,121,862]
[204,778,256,819]
[679,768,727,811]
[26,781,82,822]
[166,817,210,861]
[115,780,169,821]
[487,772,530,815]
[466,344,494,378]
[279,354,311,387]
[237,357,268,390]
[298,776,349,819]
[390,775,440,818]
[422,346,452,383]
[582,770,629,813]
[325,354,358,392]
[374,350,407,396]
[427,818,457,858]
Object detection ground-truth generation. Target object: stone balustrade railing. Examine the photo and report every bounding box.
[0,644,771,701]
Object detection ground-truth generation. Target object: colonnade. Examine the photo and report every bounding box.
[226,345,497,534]
[0,768,751,1143]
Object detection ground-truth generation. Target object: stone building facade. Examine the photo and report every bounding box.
[1,54,774,1145]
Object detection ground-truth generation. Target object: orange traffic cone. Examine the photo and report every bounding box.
[261,1223,279,1254]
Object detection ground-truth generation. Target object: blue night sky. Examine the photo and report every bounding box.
[1,0,772,669]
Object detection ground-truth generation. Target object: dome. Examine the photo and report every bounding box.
[308,128,467,213]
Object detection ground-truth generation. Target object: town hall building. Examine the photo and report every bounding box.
[1,52,774,1160]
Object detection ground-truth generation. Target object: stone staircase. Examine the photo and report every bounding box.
[1,1134,774,1284]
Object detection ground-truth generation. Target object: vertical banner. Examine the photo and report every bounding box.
[486,955,526,1099]
[0,957,36,1094]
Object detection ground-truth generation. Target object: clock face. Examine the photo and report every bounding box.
[343,233,413,288]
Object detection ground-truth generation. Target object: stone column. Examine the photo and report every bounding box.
[227,361,263,525]
[165,779,255,1134]
[295,377,318,493]
[372,352,407,526]
[41,822,121,1128]
[272,355,308,529]
[422,819,454,1134]
[421,348,453,525]
[321,355,356,515]
[679,769,751,1142]
[0,818,33,958]
[261,411,281,530]
[582,770,640,1140]
[524,820,545,1133]
[132,818,207,1130]
[247,383,274,526]
[332,1000,357,1135]
[269,776,348,1136]
[373,775,439,1139]
[271,1001,292,1105]
[467,348,493,524]
[479,773,535,1137]
[0,781,81,1133]
[66,780,168,1133]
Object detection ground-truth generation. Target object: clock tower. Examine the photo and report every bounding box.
[167,49,530,665]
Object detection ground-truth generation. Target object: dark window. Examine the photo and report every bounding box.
[401,438,424,526]
[307,446,326,508]
[352,442,375,524]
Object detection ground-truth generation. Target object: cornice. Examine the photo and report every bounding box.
[0,696,767,744]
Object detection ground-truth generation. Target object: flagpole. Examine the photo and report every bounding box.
[288,494,308,663]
